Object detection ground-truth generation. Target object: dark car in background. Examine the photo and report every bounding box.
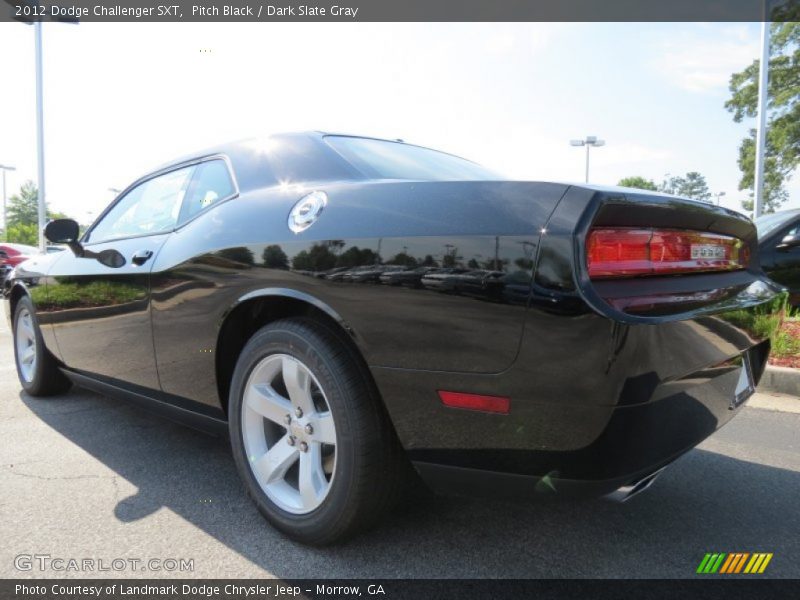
[756,209,800,305]
[4,132,780,545]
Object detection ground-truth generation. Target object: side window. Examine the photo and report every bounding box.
[88,166,195,244]
[178,160,236,225]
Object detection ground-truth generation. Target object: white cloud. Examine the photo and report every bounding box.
[655,24,759,94]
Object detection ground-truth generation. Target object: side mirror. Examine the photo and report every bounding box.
[44,219,80,243]
[777,234,800,252]
[44,219,84,257]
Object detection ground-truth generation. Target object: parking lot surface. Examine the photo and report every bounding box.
[1,315,798,579]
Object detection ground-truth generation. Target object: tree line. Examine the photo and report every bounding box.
[1,180,77,246]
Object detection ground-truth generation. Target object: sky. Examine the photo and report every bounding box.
[0,21,798,226]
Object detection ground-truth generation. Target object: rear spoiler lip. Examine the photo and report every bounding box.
[569,190,779,325]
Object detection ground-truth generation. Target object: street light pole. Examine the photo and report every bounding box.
[7,2,79,250]
[34,20,47,252]
[714,191,726,206]
[0,165,16,238]
[570,136,606,183]
[753,5,771,218]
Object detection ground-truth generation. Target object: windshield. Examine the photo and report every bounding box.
[325,136,502,182]
[756,211,800,238]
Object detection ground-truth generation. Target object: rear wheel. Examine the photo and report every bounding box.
[13,296,71,396]
[228,318,405,545]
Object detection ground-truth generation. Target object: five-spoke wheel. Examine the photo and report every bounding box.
[242,353,337,514]
[12,296,71,396]
[228,318,406,545]
[15,307,37,383]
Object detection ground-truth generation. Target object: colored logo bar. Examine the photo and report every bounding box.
[697,553,773,574]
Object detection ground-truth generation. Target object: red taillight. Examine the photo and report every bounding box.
[587,228,749,279]
[438,390,510,414]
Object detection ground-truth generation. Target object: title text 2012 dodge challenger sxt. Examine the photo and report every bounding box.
[4,133,780,544]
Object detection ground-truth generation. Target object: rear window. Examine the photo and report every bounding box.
[325,136,500,182]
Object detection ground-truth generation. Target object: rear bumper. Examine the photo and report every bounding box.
[372,301,771,498]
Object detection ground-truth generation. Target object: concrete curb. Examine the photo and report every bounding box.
[757,365,800,397]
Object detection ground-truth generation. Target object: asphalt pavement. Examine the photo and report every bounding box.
[1,314,798,579]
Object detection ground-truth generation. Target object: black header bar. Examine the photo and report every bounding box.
[1,0,798,23]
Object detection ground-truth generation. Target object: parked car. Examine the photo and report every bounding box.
[379,266,436,287]
[0,243,40,284]
[756,209,800,306]
[4,132,780,545]
[347,265,406,283]
[420,268,469,291]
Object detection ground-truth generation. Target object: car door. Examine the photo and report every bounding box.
[48,164,196,390]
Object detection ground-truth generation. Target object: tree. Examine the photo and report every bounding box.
[6,181,40,229]
[388,251,417,267]
[673,171,712,203]
[658,172,712,202]
[262,245,289,269]
[725,12,800,213]
[217,247,255,266]
[5,223,38,246]
[4,180,74,242]
[617,176,658,191]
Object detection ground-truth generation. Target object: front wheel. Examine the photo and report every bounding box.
[13,296,71,396]
[228,318,406,545]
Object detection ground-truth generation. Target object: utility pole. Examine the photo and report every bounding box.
[34,19,46,251]
[6,2,80,250]
[753,4,771,218]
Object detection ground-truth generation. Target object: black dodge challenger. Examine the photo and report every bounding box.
[4,132,780,544]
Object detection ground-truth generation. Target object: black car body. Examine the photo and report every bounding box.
[756,209,800,305]
[4,132,780,543]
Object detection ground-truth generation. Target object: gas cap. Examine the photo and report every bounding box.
[288,191,327,233]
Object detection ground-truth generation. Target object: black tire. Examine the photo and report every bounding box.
[229,317,406,545]
[12,295,71,396]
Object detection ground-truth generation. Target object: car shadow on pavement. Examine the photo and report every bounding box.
[19,388,800,578]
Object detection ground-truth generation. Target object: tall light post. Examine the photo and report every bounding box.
[6,2,79,250]
[753,4,772,218]
[714,191,726,206]
[570,136,606,183]
[0,164,16,238]
[34,18,47,251]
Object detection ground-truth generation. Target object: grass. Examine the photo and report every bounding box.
[32,280,145,309]
[721,293,800,362]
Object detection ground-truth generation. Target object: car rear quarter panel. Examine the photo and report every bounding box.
[150,180,570,408]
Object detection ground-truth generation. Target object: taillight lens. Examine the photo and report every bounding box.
[587,228,749,279]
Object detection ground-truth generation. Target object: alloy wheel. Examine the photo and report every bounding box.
[15,308,37,383]
[241,353,337,514]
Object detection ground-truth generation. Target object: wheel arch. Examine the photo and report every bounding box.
[215,288,371,415]
[7,282,31,323]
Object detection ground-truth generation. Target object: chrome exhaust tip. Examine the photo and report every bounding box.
[606,466,668,503]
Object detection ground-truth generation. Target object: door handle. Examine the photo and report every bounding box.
[131,249,154,266]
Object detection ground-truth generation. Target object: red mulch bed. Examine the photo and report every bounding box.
[768,320,800,368]
[769,355,800,368]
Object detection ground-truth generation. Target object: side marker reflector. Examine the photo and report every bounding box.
[438,390,510,414]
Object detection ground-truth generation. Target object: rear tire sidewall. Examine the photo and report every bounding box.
[229,322,360,543]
